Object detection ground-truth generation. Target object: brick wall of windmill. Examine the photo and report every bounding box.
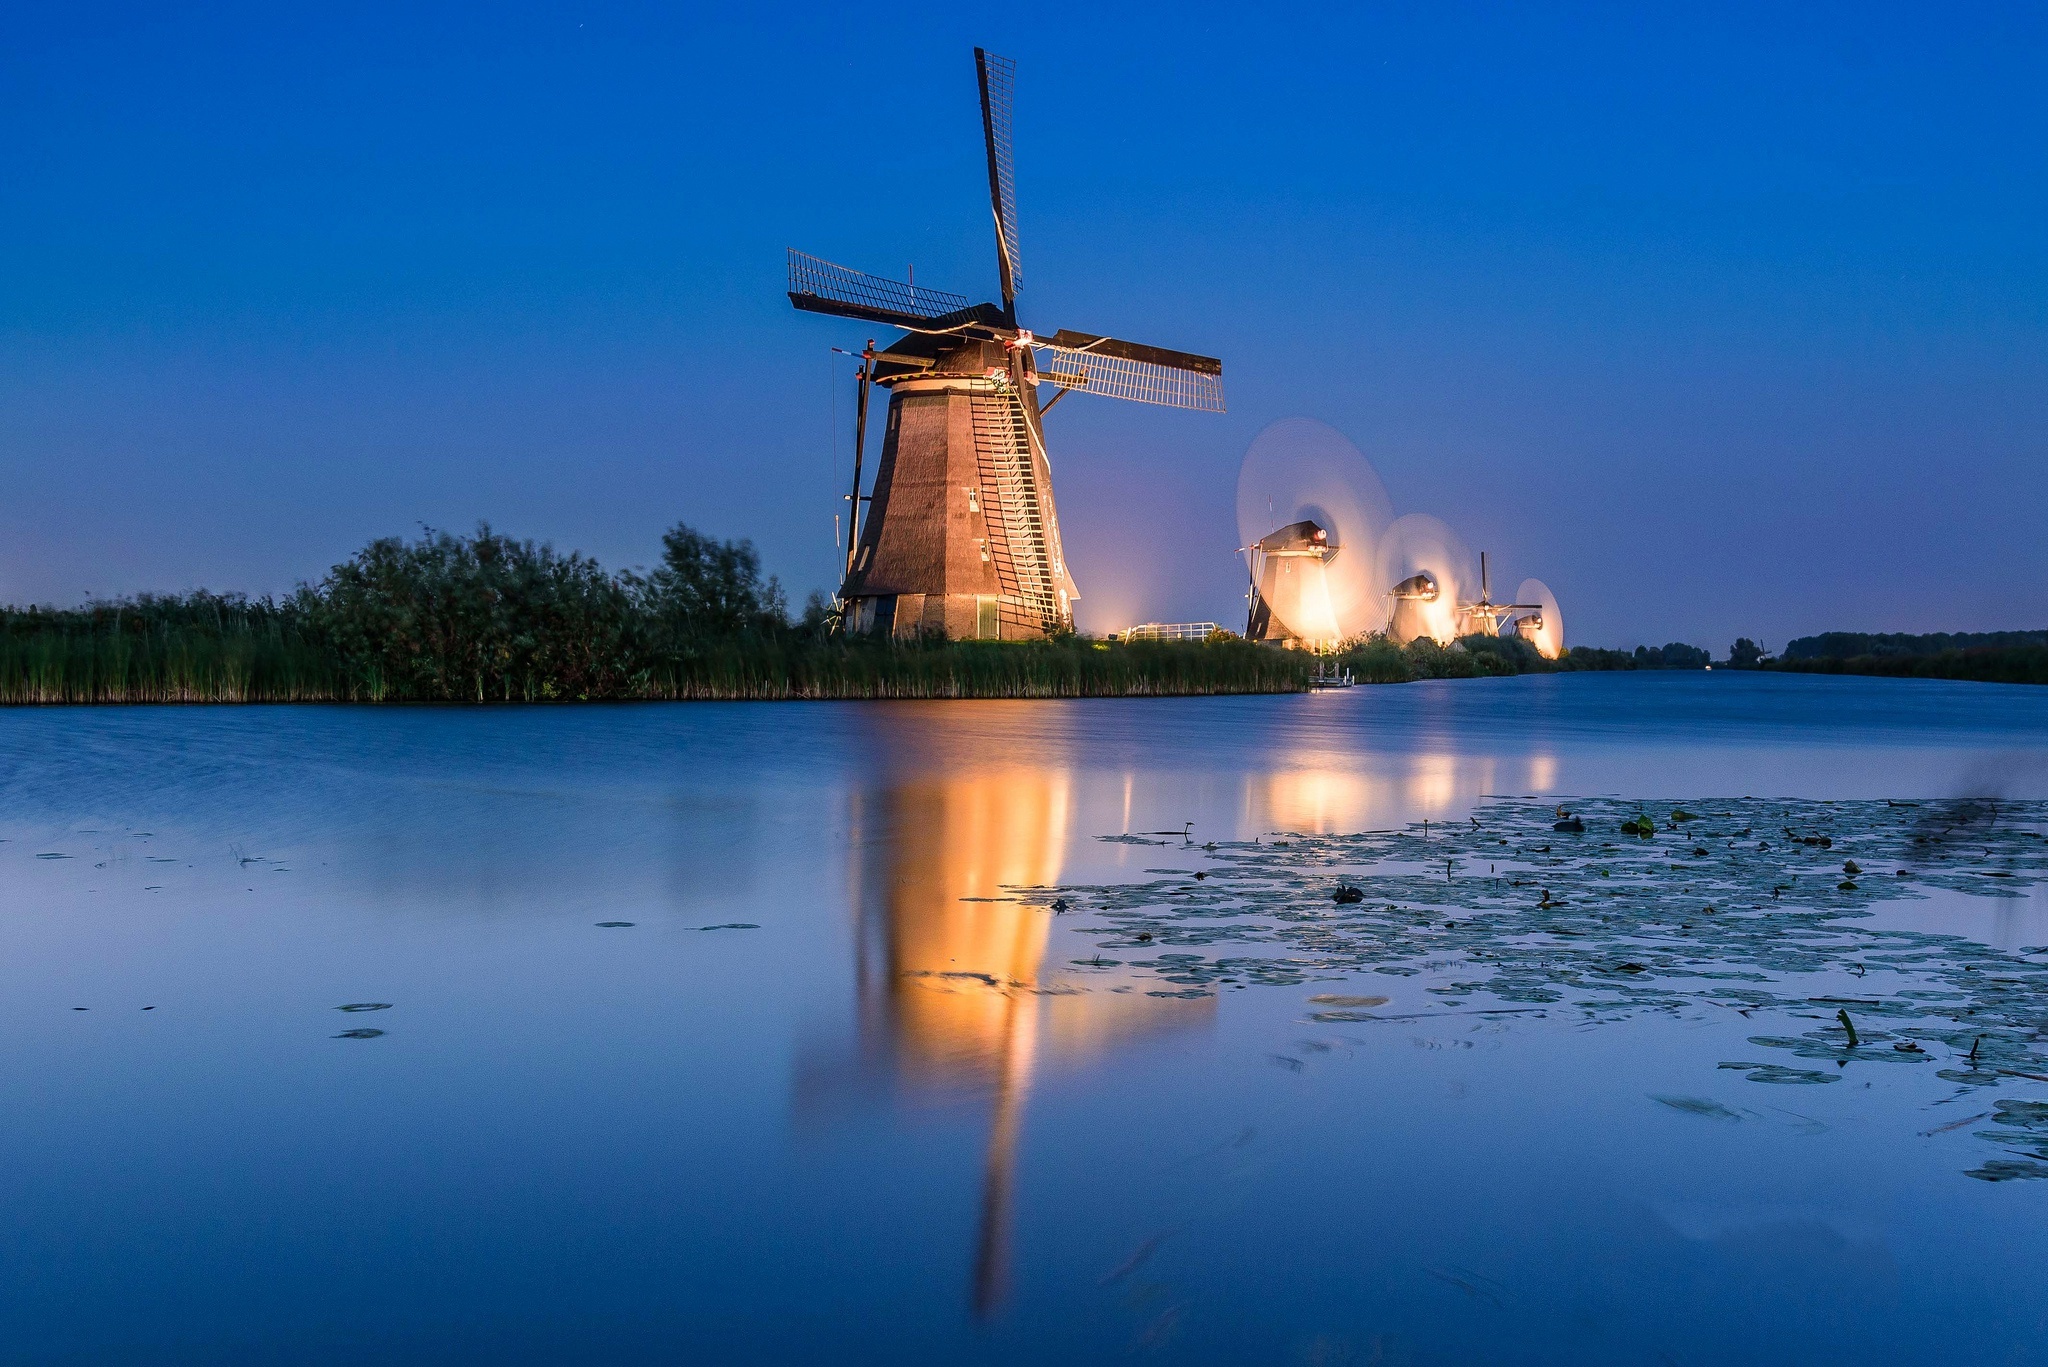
[841,385,1064,640]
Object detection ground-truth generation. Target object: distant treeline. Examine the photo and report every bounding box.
[1339,636,1709,683]
[1781,630,2048,661]
[1755,630,2048,687]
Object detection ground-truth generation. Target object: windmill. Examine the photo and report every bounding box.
[788,48,1225,640]
[1244,520,1340,649]
[1455,553,1543,638]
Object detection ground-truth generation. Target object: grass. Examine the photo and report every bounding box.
[0,601,339,703]
[0,524,1662,705]
[0,613,1317,704]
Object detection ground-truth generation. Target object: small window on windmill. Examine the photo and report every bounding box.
[965,487,980,514]
[977,596,1000,640]
[977,538,990,563]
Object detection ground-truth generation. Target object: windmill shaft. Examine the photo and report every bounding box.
[846,357,873,580]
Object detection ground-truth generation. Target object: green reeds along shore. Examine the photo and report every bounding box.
[1,523,1656,705]
[0,620,1317,704]
[0,526,1321,704]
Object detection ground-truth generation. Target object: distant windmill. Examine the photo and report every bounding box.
[1456,553,1543,637]
[788,48,1225,640]
[1244,519,1340,648]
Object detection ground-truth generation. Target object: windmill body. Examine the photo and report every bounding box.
[1455,552,1542,640]
[1245,519,1340,649]
[789,50,1223,639]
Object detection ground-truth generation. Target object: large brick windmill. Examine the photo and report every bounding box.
[788,48,1225,640]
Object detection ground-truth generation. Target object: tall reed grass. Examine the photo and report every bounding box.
[6,525,1654,705]
[0,620,1312,704]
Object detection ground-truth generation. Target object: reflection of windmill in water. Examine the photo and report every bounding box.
[788,48,1225,640]
[845,768,1210,1317]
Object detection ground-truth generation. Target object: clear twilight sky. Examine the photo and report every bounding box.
[2,3,2043,650]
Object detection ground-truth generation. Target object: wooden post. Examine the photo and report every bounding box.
[846,341,874,581]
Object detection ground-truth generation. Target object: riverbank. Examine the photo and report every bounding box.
[0,628,1320,704]
[2,523,1678,704]
[1763,646,2048,687]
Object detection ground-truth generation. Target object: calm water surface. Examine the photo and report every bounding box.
[3,672,2046,1364]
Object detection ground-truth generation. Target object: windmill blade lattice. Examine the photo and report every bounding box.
[976,48,1022,307]
[787,250,973,330]
[1035,342,1226,411]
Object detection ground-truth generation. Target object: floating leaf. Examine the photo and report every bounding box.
[1650,1095,1741,1121]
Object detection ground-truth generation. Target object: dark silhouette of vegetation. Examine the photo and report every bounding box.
[1631,642,1711,669]
[1768,646,2048,687]
[1782,629,2048,661]
[627,524,788,643]
[2,520,1812,701]
[1328,633,1656,684]
[1711,629,2048,685]
[0,524,1313,702]
[309,526,635,701]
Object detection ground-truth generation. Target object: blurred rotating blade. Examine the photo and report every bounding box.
[1515,578,1565,659]
[1235,419,1394,640]
[1373,514,1477,646]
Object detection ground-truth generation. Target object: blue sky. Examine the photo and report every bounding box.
[2,2,2042,649]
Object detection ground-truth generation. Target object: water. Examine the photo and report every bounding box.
[3,672,2047,1365]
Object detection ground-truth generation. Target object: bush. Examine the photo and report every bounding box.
[308,524,636,701]
[627,524,788,644]
[1630,642,1710,670]
[1727,637,1769,668]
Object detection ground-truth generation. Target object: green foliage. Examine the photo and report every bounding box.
[6,518,1809,700]
[1554,646,1636,671]
[307,525,636,701]
[0,593,335,703]
[625,635,1312,700]
[1783,629,2048,661]
[1340,635,1412,683]
[1768,646,2048,687]
[0,524,1314,703]
[1633,642,1711,670]
[1727,637,1769,668]
[628,524,788,643]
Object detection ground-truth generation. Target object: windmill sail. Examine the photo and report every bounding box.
[975,49,1022,309]
[1034,335,1226,412]
[787,250,974,330]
